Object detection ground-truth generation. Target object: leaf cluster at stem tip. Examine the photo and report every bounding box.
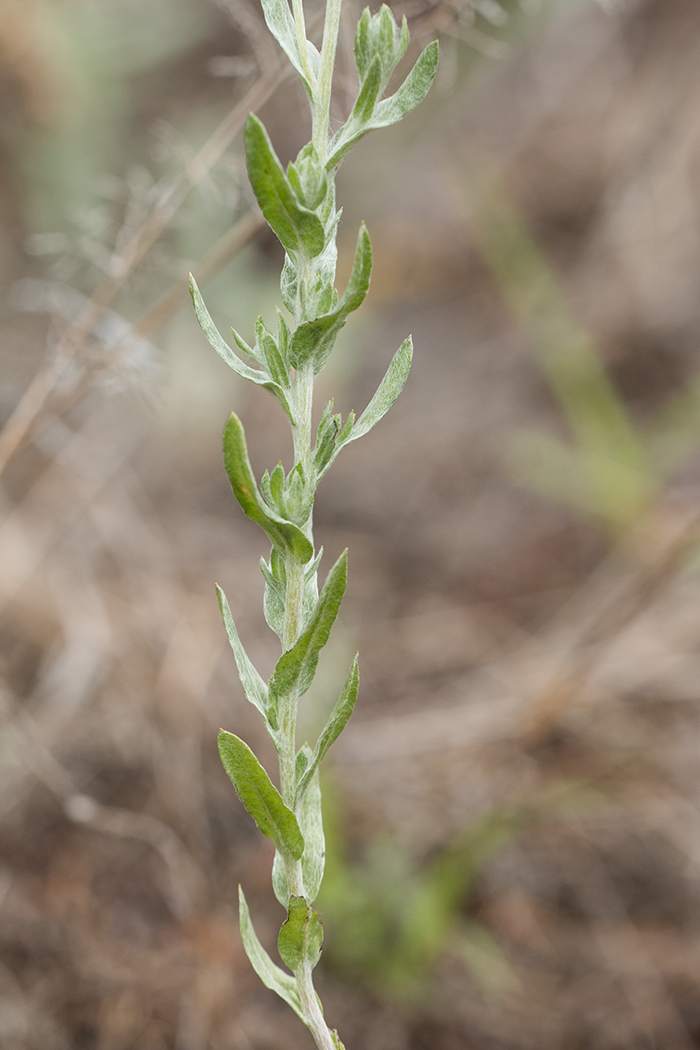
[190,1,437,1046]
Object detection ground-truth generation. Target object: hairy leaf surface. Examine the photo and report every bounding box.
[190,276,294,421]
[278,896,323,971]
[239,886,304,1017]
[327,41,438,169]
[218,730,304,859]
[223,413,314,564]
[245,115,325,257]
[269,550,348,703]
[216,586,274,729]
[288,225,372,371]
[295,654,359,803]
[259,0,319,96]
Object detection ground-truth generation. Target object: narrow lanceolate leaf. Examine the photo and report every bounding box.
[259,0,319,97]
[288,225,372,372]
[274,748,325,905]
[223,413,314,564]
[321,337,413,474]
[298,761,325,903]
[372,40,439,125]
[351,54,382,124]
[238,886,304,1019]
[218,730,305,859]
[351,336,413,440]
[326,41,439,170]
[260,557,286,640]
[278,896,324,971]
[272,848,289,907]
[296,654,359,804]
[255,317,289,390]
[269,550,348,703]
[189,276,294,422]
[340,223,373,312]
[216,585,273,728]
[245,115,325,257]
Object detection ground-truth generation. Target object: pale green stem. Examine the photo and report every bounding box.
[313,0,343,162]
[293,358,315,481]
[279,356,314,789]
[297,959,337,1050]
[277,332,336,1050]
[276,10,339,1039]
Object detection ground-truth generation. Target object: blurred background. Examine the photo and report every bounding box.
[3,0,700,1046]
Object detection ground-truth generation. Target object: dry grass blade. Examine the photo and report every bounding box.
[0,62,293,477]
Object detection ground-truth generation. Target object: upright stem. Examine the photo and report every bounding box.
[313,0,343,162]
[276,5,345,1047]
[298,960,337,1050]
[280,353,337,1050]
[293,359,315,482]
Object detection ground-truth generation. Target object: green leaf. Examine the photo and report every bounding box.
[282,462,314,526]
[216,585,274,729]
[316,339,412,479]
[255,317,289,390]
[341,336,412,452]
[296,654,359,803]
[276,309,291,369]
[230,325,263,366]
[271,752,324,907]
[288,225,372,372]
[223,413,314,564]
[327,41,438,170]
[238,886,304,1019]
[269,462,285,507]
[269,550,348,704]
[278,896,324,971]
[371,38,439,128]
[298,761,325,903]
[351,336,412,440]
[272,849,289,907]
[314,413,341,475]
[301,548,323,633]
[354,5,408,91]
[288,143,327,210]
[337,411,355,445]
[260,557,286,639]
[301,236,339,322]
[353,7,372,81]
[338,222,373,313]
[245,115,325,257]
[259,0,319,97]
[351,54,382,124]
[374,6,409,90]
[190,276,295,422]
[218,730,305,859]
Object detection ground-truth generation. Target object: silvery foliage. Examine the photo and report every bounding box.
[191,3,437,1046]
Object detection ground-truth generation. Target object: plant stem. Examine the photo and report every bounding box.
[298,959,336,1050]
[282,356,314,659]
[293,359,315,483]
[282,356,336,1050]
[313,0,343,162]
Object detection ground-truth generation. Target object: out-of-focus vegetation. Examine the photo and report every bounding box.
[3,1,700,1048]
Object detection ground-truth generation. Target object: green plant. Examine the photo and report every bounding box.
[318,776,603,1001]
[319,786,524,1000]
[189,2,437,1047]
